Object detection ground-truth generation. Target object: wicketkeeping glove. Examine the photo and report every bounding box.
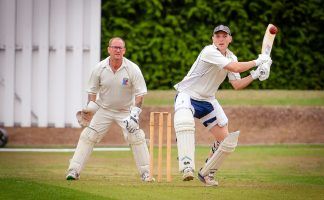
[123,106,142,133]
[76,110,94,127]
[76,101,99,127]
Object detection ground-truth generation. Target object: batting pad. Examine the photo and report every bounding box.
[129,129,150,175]
[174,108,196,172]
[68,128,97,173]
[199,131,240,176]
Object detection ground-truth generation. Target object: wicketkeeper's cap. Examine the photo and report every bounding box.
[213,25,231,35]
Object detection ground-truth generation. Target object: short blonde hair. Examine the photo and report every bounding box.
[108,37,125,47]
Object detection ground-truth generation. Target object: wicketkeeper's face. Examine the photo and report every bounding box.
[212,31,232,52]
[108,39,126,60]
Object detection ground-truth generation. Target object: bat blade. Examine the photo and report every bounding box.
[261,24,277,55]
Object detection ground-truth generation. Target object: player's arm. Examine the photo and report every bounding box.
[123,65,147,133]
[84,66,101,112]
[135,95,144,108]
[230,76,254,90]
[76,65,102,127]
[229,60,272,90]
[224,54,270,73]
[224,61,255,73]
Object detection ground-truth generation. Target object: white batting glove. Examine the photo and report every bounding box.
[258,59,272,81]
[254,54,271,66]
[123,106,142,133]
[250,68,261,80]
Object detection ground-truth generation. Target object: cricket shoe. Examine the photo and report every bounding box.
[198,170,218,187]
[141,171,155,182]
[182,167,194,181]
[66,169,80,180]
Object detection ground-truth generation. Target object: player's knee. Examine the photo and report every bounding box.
[174,108,195,134]
[217,117,228,128]
[127,129,146,145]
[80,127,102,144]
[209,100,228,128]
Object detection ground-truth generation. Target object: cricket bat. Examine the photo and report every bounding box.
[261,24,278,55]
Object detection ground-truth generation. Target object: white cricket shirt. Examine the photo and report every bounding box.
[174,44,241,101]
[87,57,147,112]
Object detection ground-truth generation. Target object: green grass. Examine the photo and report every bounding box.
[1,145,324,200]
[144,90,324,106]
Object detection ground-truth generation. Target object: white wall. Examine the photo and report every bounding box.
[0,0,101,128]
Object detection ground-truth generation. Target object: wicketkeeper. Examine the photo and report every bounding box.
[173,25,272,186]
[66,37,153,182]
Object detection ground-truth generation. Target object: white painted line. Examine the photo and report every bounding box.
[0,147,130,152]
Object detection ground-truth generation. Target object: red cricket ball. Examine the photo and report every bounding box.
[269,26,278,34]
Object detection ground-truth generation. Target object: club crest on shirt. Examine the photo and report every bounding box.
[122,77,129,86]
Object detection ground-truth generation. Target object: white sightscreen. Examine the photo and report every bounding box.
[0,0,101,128]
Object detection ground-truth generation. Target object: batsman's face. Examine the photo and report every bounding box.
[212,31,232,52]
[108,39,126,60]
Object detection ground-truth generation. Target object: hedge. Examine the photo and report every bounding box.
[101,0,324,90]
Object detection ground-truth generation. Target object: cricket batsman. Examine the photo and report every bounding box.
[173,25,272,186]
